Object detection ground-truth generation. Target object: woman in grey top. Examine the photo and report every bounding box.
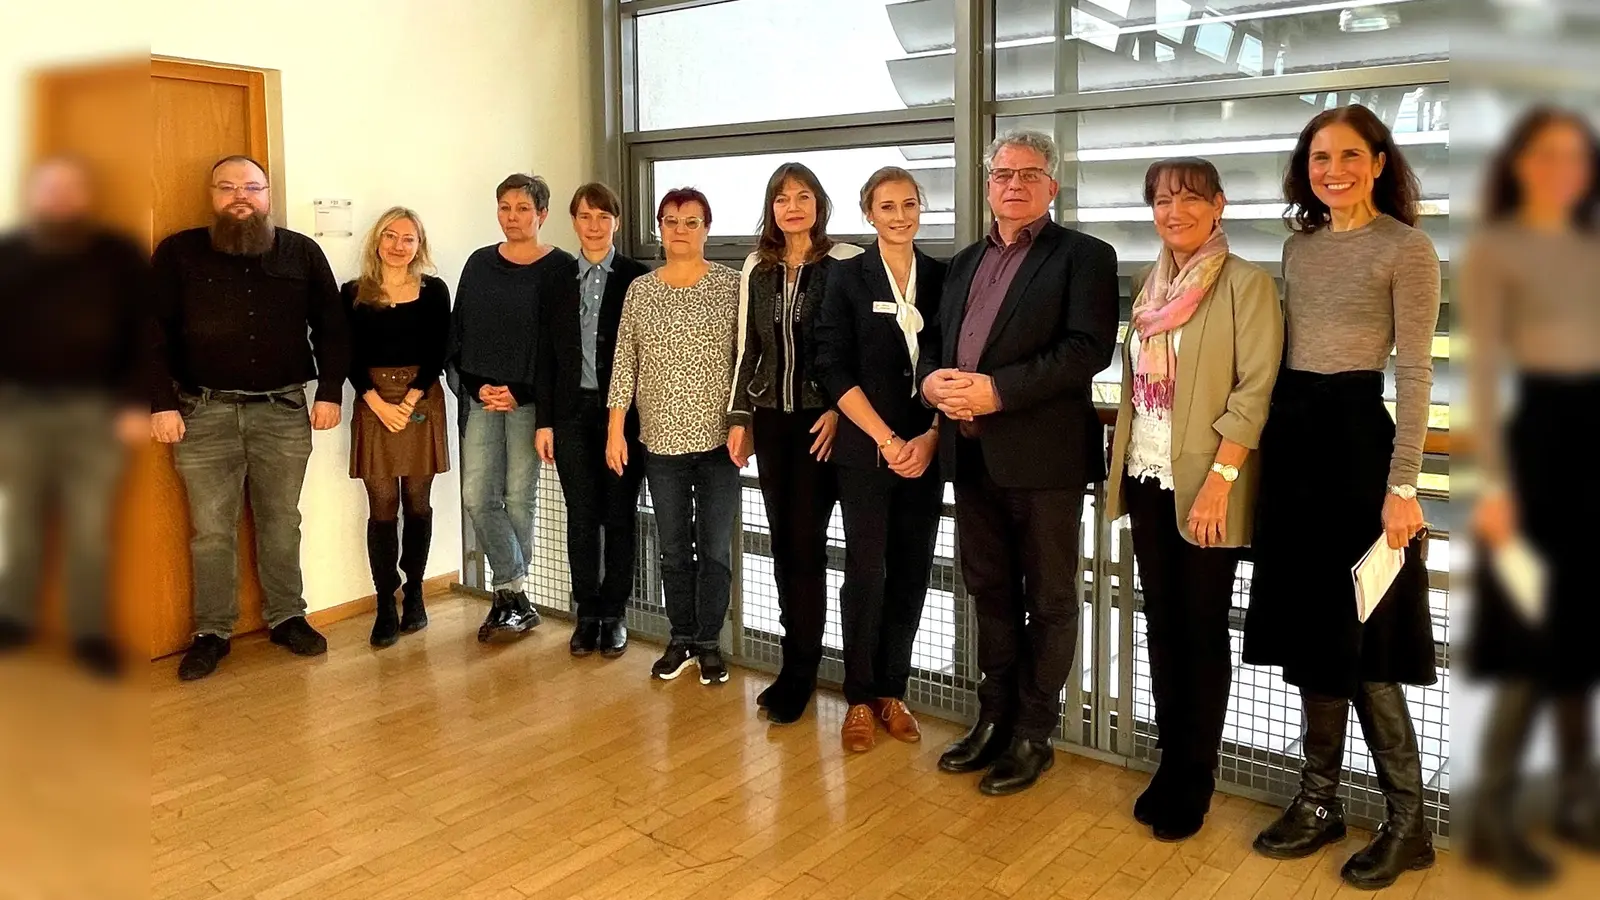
[606,187,742,687]
[1243,106,1441,890]
[1461,107,1600,886]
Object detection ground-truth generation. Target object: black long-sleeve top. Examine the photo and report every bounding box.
[341,275,451,395]
[150,226,350,411]
[448,244,575,407]
[0,229,151,405]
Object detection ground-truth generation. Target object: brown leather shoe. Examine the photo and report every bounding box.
[873,697,921,743]
[842,704,877,753]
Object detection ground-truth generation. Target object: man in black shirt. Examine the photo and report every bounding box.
[0,156,150,677]
[151,155,350,681]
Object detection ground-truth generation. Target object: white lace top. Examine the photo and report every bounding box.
[1125,327,1182,490]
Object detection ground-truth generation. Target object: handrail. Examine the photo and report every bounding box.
[1093,405,1452,456]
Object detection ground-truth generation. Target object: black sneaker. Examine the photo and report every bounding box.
[480,590,538,642]
[697,648,729,685]
[269,616,328,656]
[177,634,231,681]
[73,636,123,680]
[651,643,696,680]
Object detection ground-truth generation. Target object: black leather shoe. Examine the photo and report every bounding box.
[270,616,328,656]
[399,585,428,634]
[598,618,628,658]
[1341,824,1435,890]
[570,619,601,656]
[980,738,1056,796]
[73,636,123,679]
[177,634,230,681]
[1254,795,1347,860]
[939,720,1012,773]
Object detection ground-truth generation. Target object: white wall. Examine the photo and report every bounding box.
[147,0,596,613]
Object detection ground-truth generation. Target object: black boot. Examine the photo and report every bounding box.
[1466,681,1556,886]
[570,618,601,656]
[367,519,401,648]
[761,668,816,725]
[1340,682,1436,890]
[398,513,432,634]
[1554,693,1600,852]
[1254,694,1350,859]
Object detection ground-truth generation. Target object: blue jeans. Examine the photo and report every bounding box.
[645,448,739,649]
[461,398,540,590]
[172,388,313,638]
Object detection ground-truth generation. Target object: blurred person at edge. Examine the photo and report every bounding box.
[151,154,350,682]
[1460,107,1600,888]
[1241,106,1441,891]
[726,162,862,727]
[0,156,151,678]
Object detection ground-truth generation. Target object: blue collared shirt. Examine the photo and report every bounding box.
[576,246,615,391]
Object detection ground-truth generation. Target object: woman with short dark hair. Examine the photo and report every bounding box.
[726,162,863,725]
[1103,157,1282,841]
[1461,107,1600,885]
[1244,106,1441,890]
[450,173,574,643]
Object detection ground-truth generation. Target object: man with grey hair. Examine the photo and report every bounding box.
[919,130,1119,795]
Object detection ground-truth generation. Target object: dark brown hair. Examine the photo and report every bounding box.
[859,166,927,216]
[657,186,712,226]
[1143,157,1225,206]
[496,173,550,213]
[1482,105,1600,230]
[570,182,622,218]
[755,162,833,265]
[1283,105,1421,233]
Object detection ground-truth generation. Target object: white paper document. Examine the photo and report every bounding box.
[1352,534,1406,624]
[1492,536,1548,625]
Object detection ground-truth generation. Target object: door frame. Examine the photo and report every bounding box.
[150,56,286,225]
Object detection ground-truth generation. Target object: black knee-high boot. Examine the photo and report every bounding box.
[1466,680,1555,885]
[1555,691,1600,851]
[1341,682,1435,889]
[368,519,402,648]
[1254,693,1350,859]
[399,513,432,634]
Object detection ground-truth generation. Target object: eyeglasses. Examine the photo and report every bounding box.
[380,230,419,248]
[212,182,268,196]
[660,216,704,232]
[986,167,1051,186]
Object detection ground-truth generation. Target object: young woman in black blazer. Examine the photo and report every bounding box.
[814,167,947,752]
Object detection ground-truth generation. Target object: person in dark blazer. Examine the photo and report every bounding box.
[920,130,1120,796]
[536,183,651,659]
[814,167,947,754]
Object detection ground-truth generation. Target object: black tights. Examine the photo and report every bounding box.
[364,475,435,522]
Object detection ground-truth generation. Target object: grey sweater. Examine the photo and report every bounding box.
[1281,215,1441,486]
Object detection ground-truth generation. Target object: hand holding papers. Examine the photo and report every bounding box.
[1491,535,1548,626]
[1352,533,1407,624]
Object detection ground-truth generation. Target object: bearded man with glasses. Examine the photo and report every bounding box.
[919,131,1120,795]
[151,154,350,681]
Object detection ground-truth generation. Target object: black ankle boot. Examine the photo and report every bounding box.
[1254,694,1349,859]
[1466,681,1556,886]
[1340,683,1435,890]
[398,513,432,634]
[367,519,401,648]
[1135,762,1181,827]
[762,669,815,725]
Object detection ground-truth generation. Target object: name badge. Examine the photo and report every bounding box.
[872,301,898,315]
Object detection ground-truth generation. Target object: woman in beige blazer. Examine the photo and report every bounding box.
[1104,158,1282,842]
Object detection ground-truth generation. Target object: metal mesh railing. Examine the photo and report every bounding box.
[463,432,1450,839]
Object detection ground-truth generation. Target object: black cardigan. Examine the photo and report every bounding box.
[535,252,650,432]
[814,244,947,470]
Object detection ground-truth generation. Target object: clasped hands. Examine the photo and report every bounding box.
[366,389,423,433]
[920,369,1000,421]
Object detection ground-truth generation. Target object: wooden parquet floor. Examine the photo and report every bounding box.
[150,593,1456,900]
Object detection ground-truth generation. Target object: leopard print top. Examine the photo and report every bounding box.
[606,263,741,456]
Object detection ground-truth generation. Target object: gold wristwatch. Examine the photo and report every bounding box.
[1211,462,1239,483]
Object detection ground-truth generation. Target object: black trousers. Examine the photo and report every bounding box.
[554,392,646,620]
[955,441,1085,741]
[753,406,838,676]
[1124,475,1241,774]
[837,464,942,705]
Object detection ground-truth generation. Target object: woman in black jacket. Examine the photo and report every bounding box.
[815,167,946,752]
[726,162,862,724]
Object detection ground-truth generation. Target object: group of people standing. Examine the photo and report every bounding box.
[0,100,1477,893]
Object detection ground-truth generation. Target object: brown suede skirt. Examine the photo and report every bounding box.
[350,366,449,482]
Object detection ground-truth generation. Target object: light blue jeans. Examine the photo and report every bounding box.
[461,398,540,590]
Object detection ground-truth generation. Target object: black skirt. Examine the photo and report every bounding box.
[1242,368,1437,698]
[1466,374,1600,691]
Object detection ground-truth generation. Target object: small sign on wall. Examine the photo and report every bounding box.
[313,199,353,237]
